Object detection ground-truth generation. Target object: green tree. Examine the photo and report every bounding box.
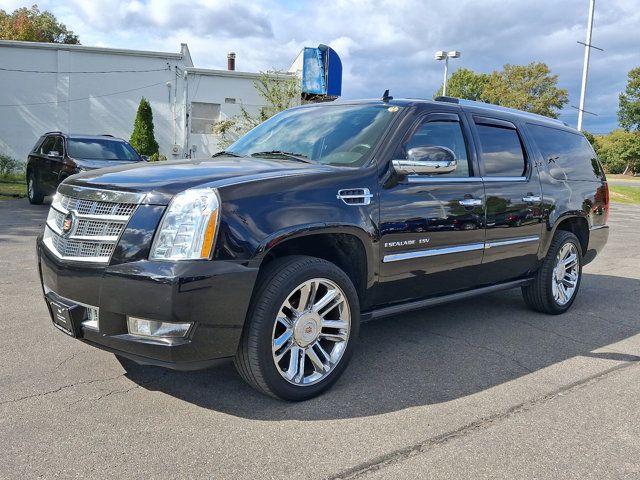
[434,68,489,101]
[619,67,640,132]
[593,129,640,174]
[0,5,79,44]
[482,62,568,118]
[434,63,568,119]
[214,70,300,148]
[129,97,159,156]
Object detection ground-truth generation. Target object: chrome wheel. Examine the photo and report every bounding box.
[272,278,351,386]
[552,243,579,305]
[27,178,34,199]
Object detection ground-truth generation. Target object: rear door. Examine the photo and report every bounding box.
[468,115,543,284]
[375,110,486,305]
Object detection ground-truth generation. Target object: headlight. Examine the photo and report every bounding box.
[150,188,220,260]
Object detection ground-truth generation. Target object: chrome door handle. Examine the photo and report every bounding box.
[458,198,482,207]
[522,195,541,203]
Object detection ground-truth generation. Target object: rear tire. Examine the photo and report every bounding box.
[27,171,44,205]
[234,255,360,401]
[522,230,583,314]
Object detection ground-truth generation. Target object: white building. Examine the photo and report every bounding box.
[0,40,294,163]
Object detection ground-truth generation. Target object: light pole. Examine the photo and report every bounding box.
[435,50,460,96]
[577,0,598,131]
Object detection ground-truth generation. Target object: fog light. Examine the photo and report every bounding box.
[127,317,192,338]
[82,306,100,330]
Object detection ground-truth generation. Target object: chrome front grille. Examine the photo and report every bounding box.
[42,184,145,263]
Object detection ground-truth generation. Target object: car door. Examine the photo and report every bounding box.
[468,115,544,284]
[48,135,66,188]
[375,111,486,305]
[37,135,57,191]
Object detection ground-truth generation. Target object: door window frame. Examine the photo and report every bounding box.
[468,114,533,183]
[393,111,481,184]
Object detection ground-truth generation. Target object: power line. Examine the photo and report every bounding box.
[0,80,169,107]
[0,65,171,74]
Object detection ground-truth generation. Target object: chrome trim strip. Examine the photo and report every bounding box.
[407,176,482,184]
[383,236,540,262]
[67,235,120,242]
[485,236,540,249]
[482,176,527,182]
[57,183,146,204]
[405,176,527,184]
[383,242,485,263]
[589,224,608,231]
[72,212,131,222]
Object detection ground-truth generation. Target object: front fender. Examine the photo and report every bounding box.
[252,222,377,279]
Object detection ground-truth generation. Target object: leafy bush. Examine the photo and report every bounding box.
[149,152,167,162]
[129,97,159,156]
[0,154,19,176]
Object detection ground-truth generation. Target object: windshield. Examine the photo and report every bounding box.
[67,138,141,161]
[227,104,401,167]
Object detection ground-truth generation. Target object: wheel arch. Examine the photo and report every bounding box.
[254,225,374,305]
[543,214,589,257]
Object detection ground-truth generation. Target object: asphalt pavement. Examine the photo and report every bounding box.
[1,198,639,479]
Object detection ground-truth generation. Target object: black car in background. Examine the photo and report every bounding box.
[26,132,144,204]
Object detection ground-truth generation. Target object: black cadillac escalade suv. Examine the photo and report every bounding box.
[37,96,609,401]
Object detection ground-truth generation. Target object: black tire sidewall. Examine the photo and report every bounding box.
[250,257,360,401]
[27,171,43,204]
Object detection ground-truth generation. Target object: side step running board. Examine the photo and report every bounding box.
[361,278,533,322]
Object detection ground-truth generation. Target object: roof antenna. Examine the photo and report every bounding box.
[382,89,393,102]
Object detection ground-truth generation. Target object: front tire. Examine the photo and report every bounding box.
[27,171,44,205]
[234,256,360,401]
[522,230,583,314]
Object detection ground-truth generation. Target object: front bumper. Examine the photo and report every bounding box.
[37,235,258,370]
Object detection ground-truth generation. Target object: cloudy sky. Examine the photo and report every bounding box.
[4,0,639,133]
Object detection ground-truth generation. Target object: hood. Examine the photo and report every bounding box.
[74,158,141,170]
[66,156,334,204]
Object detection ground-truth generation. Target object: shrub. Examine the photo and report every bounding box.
[0,154,19,176]
[129,97,159,156]
[149,152,167,162]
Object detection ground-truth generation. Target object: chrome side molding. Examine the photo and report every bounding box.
[383,235,540,262]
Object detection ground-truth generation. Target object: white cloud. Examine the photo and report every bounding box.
[4,0,640,132]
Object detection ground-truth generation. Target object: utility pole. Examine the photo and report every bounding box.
[577,0,596,131]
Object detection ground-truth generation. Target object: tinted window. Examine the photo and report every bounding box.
[404,119,470,177]
[528,124,603,181]
[477,124,526,177]
[39,136,56,155]
[67,139,140,160]
[52,136,64,156]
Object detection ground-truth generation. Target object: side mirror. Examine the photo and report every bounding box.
[392,146,457,175]
[141,155,150,162]
[47,151,61,158]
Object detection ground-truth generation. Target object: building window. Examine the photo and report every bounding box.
[191,102,221,134]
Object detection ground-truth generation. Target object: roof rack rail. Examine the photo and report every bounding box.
[434,96,568,126]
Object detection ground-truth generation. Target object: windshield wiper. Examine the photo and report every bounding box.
[212,150,243,158]
[250,151,314,164]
